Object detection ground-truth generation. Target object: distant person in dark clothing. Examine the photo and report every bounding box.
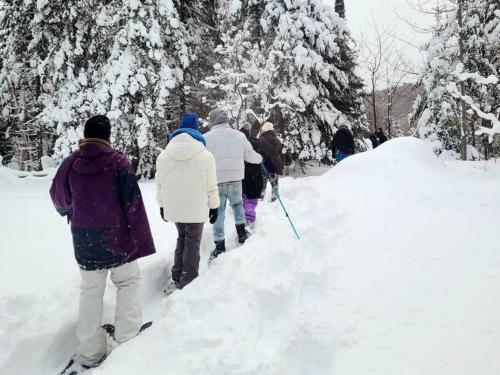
[331,126,355,162]
[259,122,283,202]
[282,149,293,176]
[481,133,490,160]
[369,133,379,149]
[376,127,388,145]
[240,123,263,231]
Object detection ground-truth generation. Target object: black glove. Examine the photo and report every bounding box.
[209,208,218,224]
[160,208,168,222]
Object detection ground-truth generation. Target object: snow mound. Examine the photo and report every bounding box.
[99,138,500,374]
[0,165,56,184]
[333,136,443,174]
[2,137,500,375]
[0,165,18,184]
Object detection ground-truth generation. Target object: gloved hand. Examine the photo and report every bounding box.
[160,208,168,222]
[209,208,218,224]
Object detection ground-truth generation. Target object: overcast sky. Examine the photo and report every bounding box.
[338,0,437,87]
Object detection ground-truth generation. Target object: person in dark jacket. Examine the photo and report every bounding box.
[331,126,355,162]
[369,133,379,149]
[376,127,388,145]
[259,122,283,202]
[240,123,263,231]
[282,149,293,176]
[50,115,156,369]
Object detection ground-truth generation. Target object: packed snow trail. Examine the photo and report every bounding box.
[1,138,500,374]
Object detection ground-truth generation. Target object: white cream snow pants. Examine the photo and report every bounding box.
[77,260,142,367]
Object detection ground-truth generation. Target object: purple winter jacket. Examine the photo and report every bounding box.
[50,139,156,270]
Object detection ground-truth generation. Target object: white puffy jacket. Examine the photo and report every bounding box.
[205,124,262,183]
[155,133,220,223]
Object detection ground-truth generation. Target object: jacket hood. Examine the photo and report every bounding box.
[165,133,205,161]
[72,141,117,175]
[170,127,206,146]
[260,130,279,143]
[209,108,229,127]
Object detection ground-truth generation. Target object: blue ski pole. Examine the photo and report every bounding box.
[261,164,300,240]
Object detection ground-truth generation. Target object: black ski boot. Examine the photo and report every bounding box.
[236,224,248,245]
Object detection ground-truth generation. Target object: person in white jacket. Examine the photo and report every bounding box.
[156,113,220,288]
[205,108,262,259]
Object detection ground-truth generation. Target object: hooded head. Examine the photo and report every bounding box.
[84,115,111,141]
[179,112,199,131]
[209,108,229,127]
[261,122,274,134]
[168,112,206,147]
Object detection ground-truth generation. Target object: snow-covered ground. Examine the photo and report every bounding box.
[1,138,500,375]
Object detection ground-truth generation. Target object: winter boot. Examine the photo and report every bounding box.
[208,240,225,266]
[236,224,249,245]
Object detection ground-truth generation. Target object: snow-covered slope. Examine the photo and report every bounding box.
[1,138,499,375]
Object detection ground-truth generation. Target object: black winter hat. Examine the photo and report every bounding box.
[84,115,111,141]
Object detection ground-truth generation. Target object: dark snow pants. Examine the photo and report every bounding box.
[171,223,204,288]
[262,173,279,201]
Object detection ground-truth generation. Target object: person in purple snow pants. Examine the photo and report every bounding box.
[240,122,264,233]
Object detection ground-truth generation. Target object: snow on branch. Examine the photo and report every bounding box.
[446,81,500,142]
[453,63,499,85]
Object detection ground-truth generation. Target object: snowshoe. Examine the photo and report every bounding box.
[245,222,255,237]
[59,322,152,374]
[100,321,152,337]
[139,321,153,333]
[59,354,107,375]
[208,240,225,266]
[163,277,179,296]
[59,356,81,375]
[101,323,115,340]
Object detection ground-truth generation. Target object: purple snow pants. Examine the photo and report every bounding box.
[243,199,258,223]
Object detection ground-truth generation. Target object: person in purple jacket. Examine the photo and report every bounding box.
[50,115,156,370]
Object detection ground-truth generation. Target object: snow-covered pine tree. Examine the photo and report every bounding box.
[201,0,270,128]
[204,0,366,161]
[410,0,499,159]
[171,0,218,125]
[0,0,50,170]
[409,13,462,155]
[461,0,500,145]
[0,0,194,177]
[41,0,191,178]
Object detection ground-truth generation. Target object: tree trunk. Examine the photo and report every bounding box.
[371,80,377,131]
[387,89,393,138]
[335,0,346,19]
[457,0,468,160]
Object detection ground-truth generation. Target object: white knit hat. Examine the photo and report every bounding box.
[261,122,274,133]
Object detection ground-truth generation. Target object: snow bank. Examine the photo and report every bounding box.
[0,165,56,184]
[1,138,500,375]
[0,165,18,184]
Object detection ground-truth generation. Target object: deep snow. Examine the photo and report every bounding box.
[1,138,500,375]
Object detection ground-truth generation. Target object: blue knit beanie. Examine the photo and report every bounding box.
[179,113,199,130]
[169,112,206,146]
